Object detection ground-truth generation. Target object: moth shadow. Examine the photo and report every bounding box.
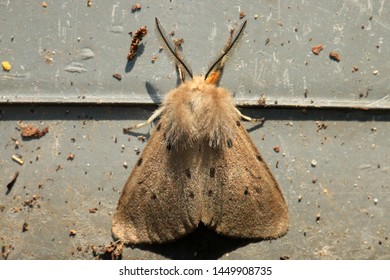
[145,81,163,104]
[125,44,145,73]
[134,224,254,260]
[246,120,264,133]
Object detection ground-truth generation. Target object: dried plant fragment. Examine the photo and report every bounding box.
[22,222,29,232]
[258,94,267,105]
[113,73,122,81]
[67,153,75,161]
[311,44,324,55]
[131,3,141,13]
[329,51,340,62]
[12,154,24,165]
[316,121,328,132]
[127,26,148,60]
[92,241,124,260]
[20,123,49,139]
[22,194,41,209]
[1,239,14,260]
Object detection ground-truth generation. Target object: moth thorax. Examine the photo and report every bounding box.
[162,77,239,149]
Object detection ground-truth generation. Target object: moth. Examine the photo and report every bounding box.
[112,18,289,244]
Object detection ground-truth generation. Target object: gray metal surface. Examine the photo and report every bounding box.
[1,105,389,259]
[1,0,390,108]
[1,1,390,260]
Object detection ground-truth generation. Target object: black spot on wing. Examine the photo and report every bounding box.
[209,167,215,178]
[185,168,191,179]
[187,101,195,112]
[227,138,233,148]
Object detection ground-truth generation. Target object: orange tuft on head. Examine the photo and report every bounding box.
[205,71,221,85]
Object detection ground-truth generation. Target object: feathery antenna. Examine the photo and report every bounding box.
[155,18,193,82]
[205,20,247,85]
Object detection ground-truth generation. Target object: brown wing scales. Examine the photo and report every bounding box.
[201,121,289,239]
[112,117,202,244]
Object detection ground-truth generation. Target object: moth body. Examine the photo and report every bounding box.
[112,18,289,244]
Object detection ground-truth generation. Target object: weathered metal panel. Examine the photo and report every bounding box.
[1,1,389,108]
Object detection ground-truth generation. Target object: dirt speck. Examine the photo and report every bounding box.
[112,73,122,81]
[311,44,324,55]
[329,51,340,62]
[131,4,141,13]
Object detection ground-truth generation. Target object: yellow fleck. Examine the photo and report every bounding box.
[2,61,11,71]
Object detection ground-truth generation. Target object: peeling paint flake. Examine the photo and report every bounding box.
[64,62,87,73]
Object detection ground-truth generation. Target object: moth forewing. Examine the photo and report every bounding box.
[201,119,289,239]
[112,18,289,244]
[112,109,203,244]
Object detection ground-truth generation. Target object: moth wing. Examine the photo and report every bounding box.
[112,120,202,244]
[201,122,289,239]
